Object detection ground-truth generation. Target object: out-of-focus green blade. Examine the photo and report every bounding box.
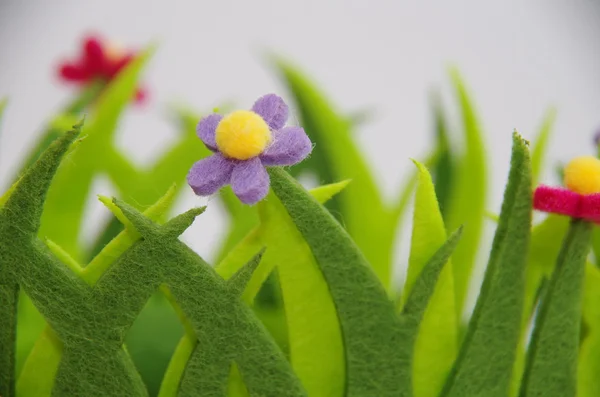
[444,69,487,315]
[39,48,154,259]
[275,59,395,288]
[531,108,556,185]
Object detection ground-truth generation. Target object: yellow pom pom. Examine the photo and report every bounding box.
[564,156,600,194]
[215,110,271,160]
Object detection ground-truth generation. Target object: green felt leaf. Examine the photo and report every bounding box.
[520,220,592,397]
[268,167,402,396]
[445,69,487,315]
[441,132,531,397]
[111,200,306,397]
[275,59,396,289]
[509,215,569,396]
[579,262,600,397]
[530,108,556,185]
[397,227,463,397]
[39,48,154,260]
[404,160,458,397]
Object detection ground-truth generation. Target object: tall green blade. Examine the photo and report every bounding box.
[269,167,401,396]
[509,215,569,396]
[578,262,600,397]
[275,59,395,288]
[520,220,592,397]
[441,133,531,397]
[445,70,487,314]
[398,227,463,397]
[403,160,457,397]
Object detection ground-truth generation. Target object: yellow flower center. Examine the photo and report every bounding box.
[564,156,600,194]
[105,40,126,62]
[215,110,271,160]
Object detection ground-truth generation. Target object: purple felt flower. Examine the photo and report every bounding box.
[187,94,312,205]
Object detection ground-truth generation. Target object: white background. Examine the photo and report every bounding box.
[1,0,599,303]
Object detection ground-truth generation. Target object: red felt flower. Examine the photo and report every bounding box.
[533,156,600,223]
[58,35,147,103]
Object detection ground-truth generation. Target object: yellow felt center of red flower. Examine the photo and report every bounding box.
[564,156,600,195]
[215,110,271,160]
[105,41,125,62]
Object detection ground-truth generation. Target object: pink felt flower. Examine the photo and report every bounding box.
[187,94,312,205]
[533,186,600,223]
[533,156,600,223]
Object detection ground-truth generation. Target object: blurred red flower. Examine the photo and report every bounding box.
[58,35,147,103]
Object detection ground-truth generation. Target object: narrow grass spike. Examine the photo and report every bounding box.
[228,249,266,297]
[397,226,463,397]
[520,220,593,397]
[441,132,532,397]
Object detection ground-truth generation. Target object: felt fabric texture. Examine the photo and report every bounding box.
[405,160,458,397]
[533,185,581,217]
[268,167,402,396]
[113,201,307,397]
[197,113,222,151]
[187,154,234,196]
[563,156,600,194]
[188,94,312,205]
[251,93,289,131]
[441,133,532,397]
[397,227,463,397]
[2,123,304,396]
[215,110,272,160]
[520,220,593,397]
[534,185,600,223]
[215,183,351,396]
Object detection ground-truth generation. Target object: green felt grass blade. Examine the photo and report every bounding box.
[403,160,458,397]
[254,191,345,396]
[444,69,487,315]
[509,215,569,396]
[0,97,7,125]
[275,59,396,289]
[39,48,153,259]
[579,262,600,397]
[160,182,348,396]
[111,200,306,397]
[268,167,402,396]
[530,108,556,185]
[441,132,531,397]
[520,220,592,397]
[398,226,463,397]
[16,186,178,396]
[430,91,455,218]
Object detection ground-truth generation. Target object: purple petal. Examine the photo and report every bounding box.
[231,158,270,205]
[196,114,223,151]
[251,94,289,130]
[187,154,234,196]
[260,126,313,166]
